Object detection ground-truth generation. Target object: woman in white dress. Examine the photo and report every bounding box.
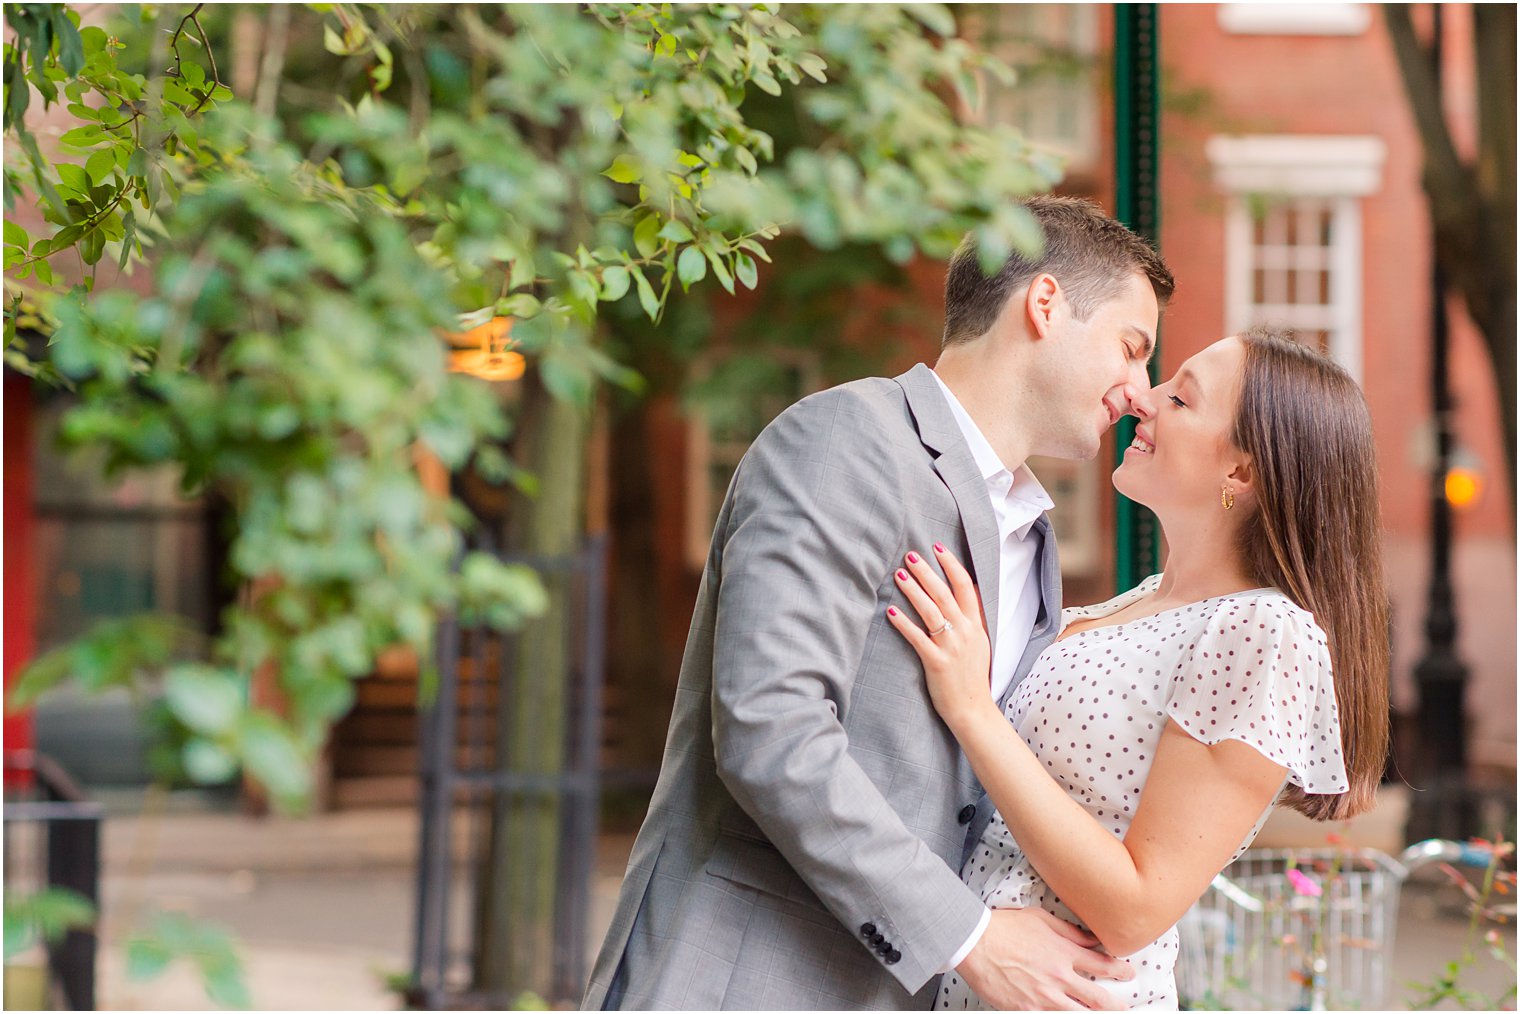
[888,327,1389,1010]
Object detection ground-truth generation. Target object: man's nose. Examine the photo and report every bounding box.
[1124,382,1157,419]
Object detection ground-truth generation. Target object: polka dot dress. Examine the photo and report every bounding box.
[939,575,1349,1011]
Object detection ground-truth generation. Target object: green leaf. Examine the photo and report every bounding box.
[630,265,660,321]
[567,268,599,309]
[163,78,197,107]
[6,61,30,128]
[10,614,189,710]
[704,246,735,294]
[165,664,244,736]
[458,555,550,630]
[183,740,239,784]
[4,220,27,250]
[126,937,172,981]
[735,252,758,290]
[85,148,115,186]
[601,154,643,185]
[658,220,694,243]
[238,713,312,809]
[737,237,772,263]
[752,71,781,96]
[600,265,630,302]
[676,244,707,289]
[118,211,136,270]
[127,912,251,1008]
[907,4,957,37]
[52,10,86,74]
[80,228,105,266]
[126,145,148,179]
[735,146,758,175]
[797,53,828,83]
[18,132,63,214]
[323,23,350,55]
[56,163,90,196]
[632,214,662,259]
[58,125,106,148]
[5,888,95,961]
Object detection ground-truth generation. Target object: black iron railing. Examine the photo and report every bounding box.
[3,750,102,1011]
[410,536,608,1009]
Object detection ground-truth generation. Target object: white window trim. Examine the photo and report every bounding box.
[1217,4,1371,36]
[1210,135,1385,383]
[1206,135,1386,197]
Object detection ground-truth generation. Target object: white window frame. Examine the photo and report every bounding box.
[1217,4,1371,36]
[1207,135,1386,383]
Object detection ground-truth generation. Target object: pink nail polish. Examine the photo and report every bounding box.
[896,569,908,581]
[933,542,946,554]
[906,552,920,564]
[887,606,898,617]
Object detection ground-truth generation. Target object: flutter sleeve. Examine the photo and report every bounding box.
[1163,592,1349,794]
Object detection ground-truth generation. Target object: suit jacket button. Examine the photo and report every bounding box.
[885,949,902,965]
[876,941,891,955]
[870,932,885,946]
[860,922,877,938]
[958,804,976,824]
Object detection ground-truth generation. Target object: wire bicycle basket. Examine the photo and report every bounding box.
[1176,841,1496,1011]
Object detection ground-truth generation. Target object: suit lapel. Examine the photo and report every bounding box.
[895,363,1001,663]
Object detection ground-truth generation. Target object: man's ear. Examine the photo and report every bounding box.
[1023,273,1062,341]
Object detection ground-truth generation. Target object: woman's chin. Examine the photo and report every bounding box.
[1110,466,1149,507]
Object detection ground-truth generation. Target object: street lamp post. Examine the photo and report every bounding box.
[1410,4,1471,840]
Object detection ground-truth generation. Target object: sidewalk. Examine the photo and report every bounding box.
[94,805,638,1011]
[89,798,1514,1010]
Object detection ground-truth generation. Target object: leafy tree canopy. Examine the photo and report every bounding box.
[3,3,1059,811]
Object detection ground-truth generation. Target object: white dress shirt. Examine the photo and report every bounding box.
[930,369,1054,971]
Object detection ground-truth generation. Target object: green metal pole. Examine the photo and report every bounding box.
[1112,3,1161,593]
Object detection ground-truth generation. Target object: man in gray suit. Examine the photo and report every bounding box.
[586,197,1175,1010]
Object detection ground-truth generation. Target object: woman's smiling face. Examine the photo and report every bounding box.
[1113,336,1249,513]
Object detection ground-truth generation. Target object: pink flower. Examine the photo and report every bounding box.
[1287,868,1323,897]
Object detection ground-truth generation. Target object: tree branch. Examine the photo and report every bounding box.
[1473,4,1515,260]
[1383,7,1471,203]
[1383,5,1489,320]
[253,3,291,122]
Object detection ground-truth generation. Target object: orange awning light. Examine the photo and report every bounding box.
[447,316,524,382]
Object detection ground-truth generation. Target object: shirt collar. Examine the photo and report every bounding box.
[930,370,1054,535]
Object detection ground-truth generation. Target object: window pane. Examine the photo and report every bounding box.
[967,5,1099,165]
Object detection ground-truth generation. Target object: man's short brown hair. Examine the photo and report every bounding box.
[941,196,1174,348]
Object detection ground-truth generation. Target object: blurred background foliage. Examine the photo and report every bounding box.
[4,3,1065,1002]
[3,0,1059,816]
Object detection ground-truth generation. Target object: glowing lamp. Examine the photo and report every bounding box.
[1444,466,1482,510]
[447,315,524,382]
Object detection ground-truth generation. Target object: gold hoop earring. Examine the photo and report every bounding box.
[1221,485,1235,511]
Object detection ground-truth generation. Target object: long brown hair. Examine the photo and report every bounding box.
[1232,327,1390,820]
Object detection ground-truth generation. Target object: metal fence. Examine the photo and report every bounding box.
[410,536,608,1009]
[3,750,103,1011]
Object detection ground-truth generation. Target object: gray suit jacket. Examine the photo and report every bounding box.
[584,364,1062,1010]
